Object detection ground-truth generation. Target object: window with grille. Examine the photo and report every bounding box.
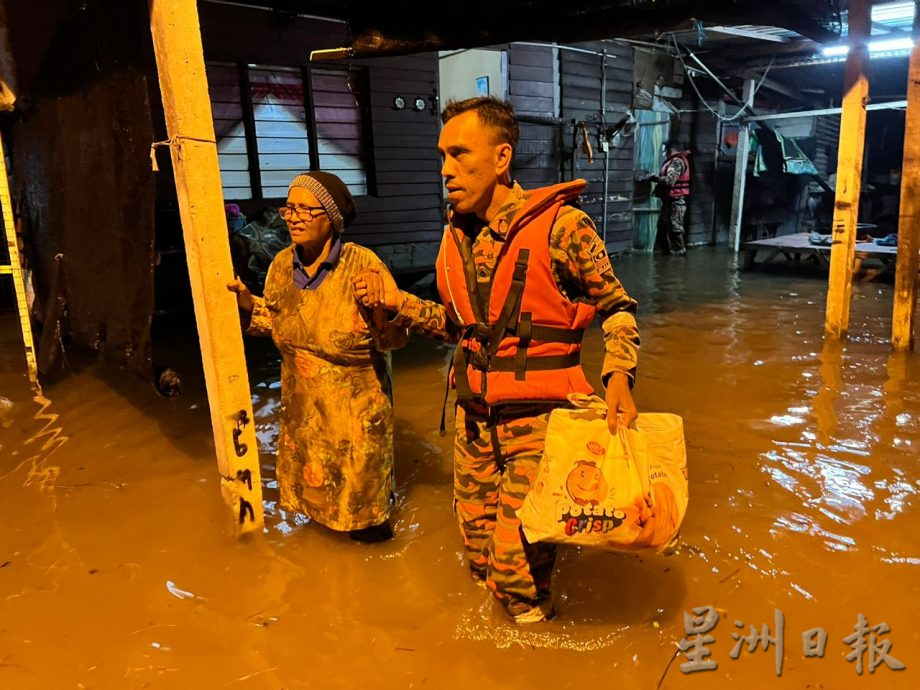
[206,62,371,201]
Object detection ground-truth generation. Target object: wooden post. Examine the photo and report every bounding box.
[891,2,920,351]
[729,79,755,253]
[148,0,263,534]
[824,0,870,341]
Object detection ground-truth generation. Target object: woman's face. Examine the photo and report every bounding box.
[282,187,333,248]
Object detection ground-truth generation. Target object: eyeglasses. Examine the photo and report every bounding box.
[279,205,327,221]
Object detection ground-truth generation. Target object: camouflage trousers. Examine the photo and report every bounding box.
[453,402,558,616]
[659,198,687,254]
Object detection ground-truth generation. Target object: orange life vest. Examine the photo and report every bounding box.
[436,180,597,406]
[660,152,691,198]
[659,151,690,199]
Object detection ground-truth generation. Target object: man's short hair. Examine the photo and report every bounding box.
[441,96,520,149]
[664,139,683,151]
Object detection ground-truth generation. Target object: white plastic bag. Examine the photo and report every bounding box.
[518,395,688,552]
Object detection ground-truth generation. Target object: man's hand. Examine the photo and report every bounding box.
[352,267,403,312]
[605,371,638,435]
[227,277,254,312]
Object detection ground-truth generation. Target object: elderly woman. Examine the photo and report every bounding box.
[228,172,407,542]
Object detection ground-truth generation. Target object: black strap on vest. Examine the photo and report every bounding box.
[449,225,486,324]
[514,313,532,380]
[478,351,581,372]
[487,249,530,359]
[439,356,454,436]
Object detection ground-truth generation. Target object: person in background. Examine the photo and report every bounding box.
[651,140,691,256]
[353,97,640,622]
[228,172,408,543]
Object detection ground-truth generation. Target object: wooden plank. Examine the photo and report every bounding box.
[372,120,439,138]
[149,0,263,535]
[370,108,439,124]
[357,52,437,69]
[373,134,441,150]
[368,77,440,93]
[509,65,554,82]
[348,207,442,224]
[366,65,438,83]
[509,80,554,98]
[357,194,443,213]
[375,170,439,185]
[509,42,555,54]
[892,5,920,350]
[508,49,554,68]
[347,228,443,244]
[369,91,436,110]
[561,85,634,103]
[561,64,633,85]
[376,182,442,197]
[561,64,634,86]
[509,95,554,114]
[519,122,558,140]
[515,170,560,185]
[566,41,632,59]
[515,153,560,169]
[825,0,870,341]
[516,140,558,156]
[313,90,361,109]
[374,157,438,172]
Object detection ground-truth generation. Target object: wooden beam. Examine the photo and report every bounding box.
[891,1,920,351]
[729,79,755,253]
[148,0,263,534]
[824,0,871,341]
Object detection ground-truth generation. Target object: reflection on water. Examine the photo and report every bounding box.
[1,248,919,687]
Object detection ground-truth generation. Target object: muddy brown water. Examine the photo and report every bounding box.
[1,249,918,689]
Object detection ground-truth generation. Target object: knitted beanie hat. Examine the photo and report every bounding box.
[288,171,356,232]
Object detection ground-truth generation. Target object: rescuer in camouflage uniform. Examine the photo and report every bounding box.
[652,140,691,256]
[353,98,639,622]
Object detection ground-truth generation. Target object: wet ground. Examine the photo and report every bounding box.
[1,248,918,689]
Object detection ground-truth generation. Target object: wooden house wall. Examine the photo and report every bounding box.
[675,99,722,246]
[559,41,635,254]
[198,3,442,273]
[507,44,562,190]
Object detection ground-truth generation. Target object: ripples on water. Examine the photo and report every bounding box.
[1,249,918,686]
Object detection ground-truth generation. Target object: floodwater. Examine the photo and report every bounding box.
[1,248,918,689]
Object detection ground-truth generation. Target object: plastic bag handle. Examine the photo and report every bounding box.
[619,426,652,499]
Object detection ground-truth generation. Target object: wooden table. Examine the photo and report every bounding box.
[742,232,899,273]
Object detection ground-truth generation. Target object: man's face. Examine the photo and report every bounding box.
[283,187,333,248]
[438,110,509,219]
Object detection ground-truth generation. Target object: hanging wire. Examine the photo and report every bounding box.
[670,33,774,122]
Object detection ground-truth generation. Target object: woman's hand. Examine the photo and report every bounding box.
[352,267,404,312]
[227,277,254,312]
